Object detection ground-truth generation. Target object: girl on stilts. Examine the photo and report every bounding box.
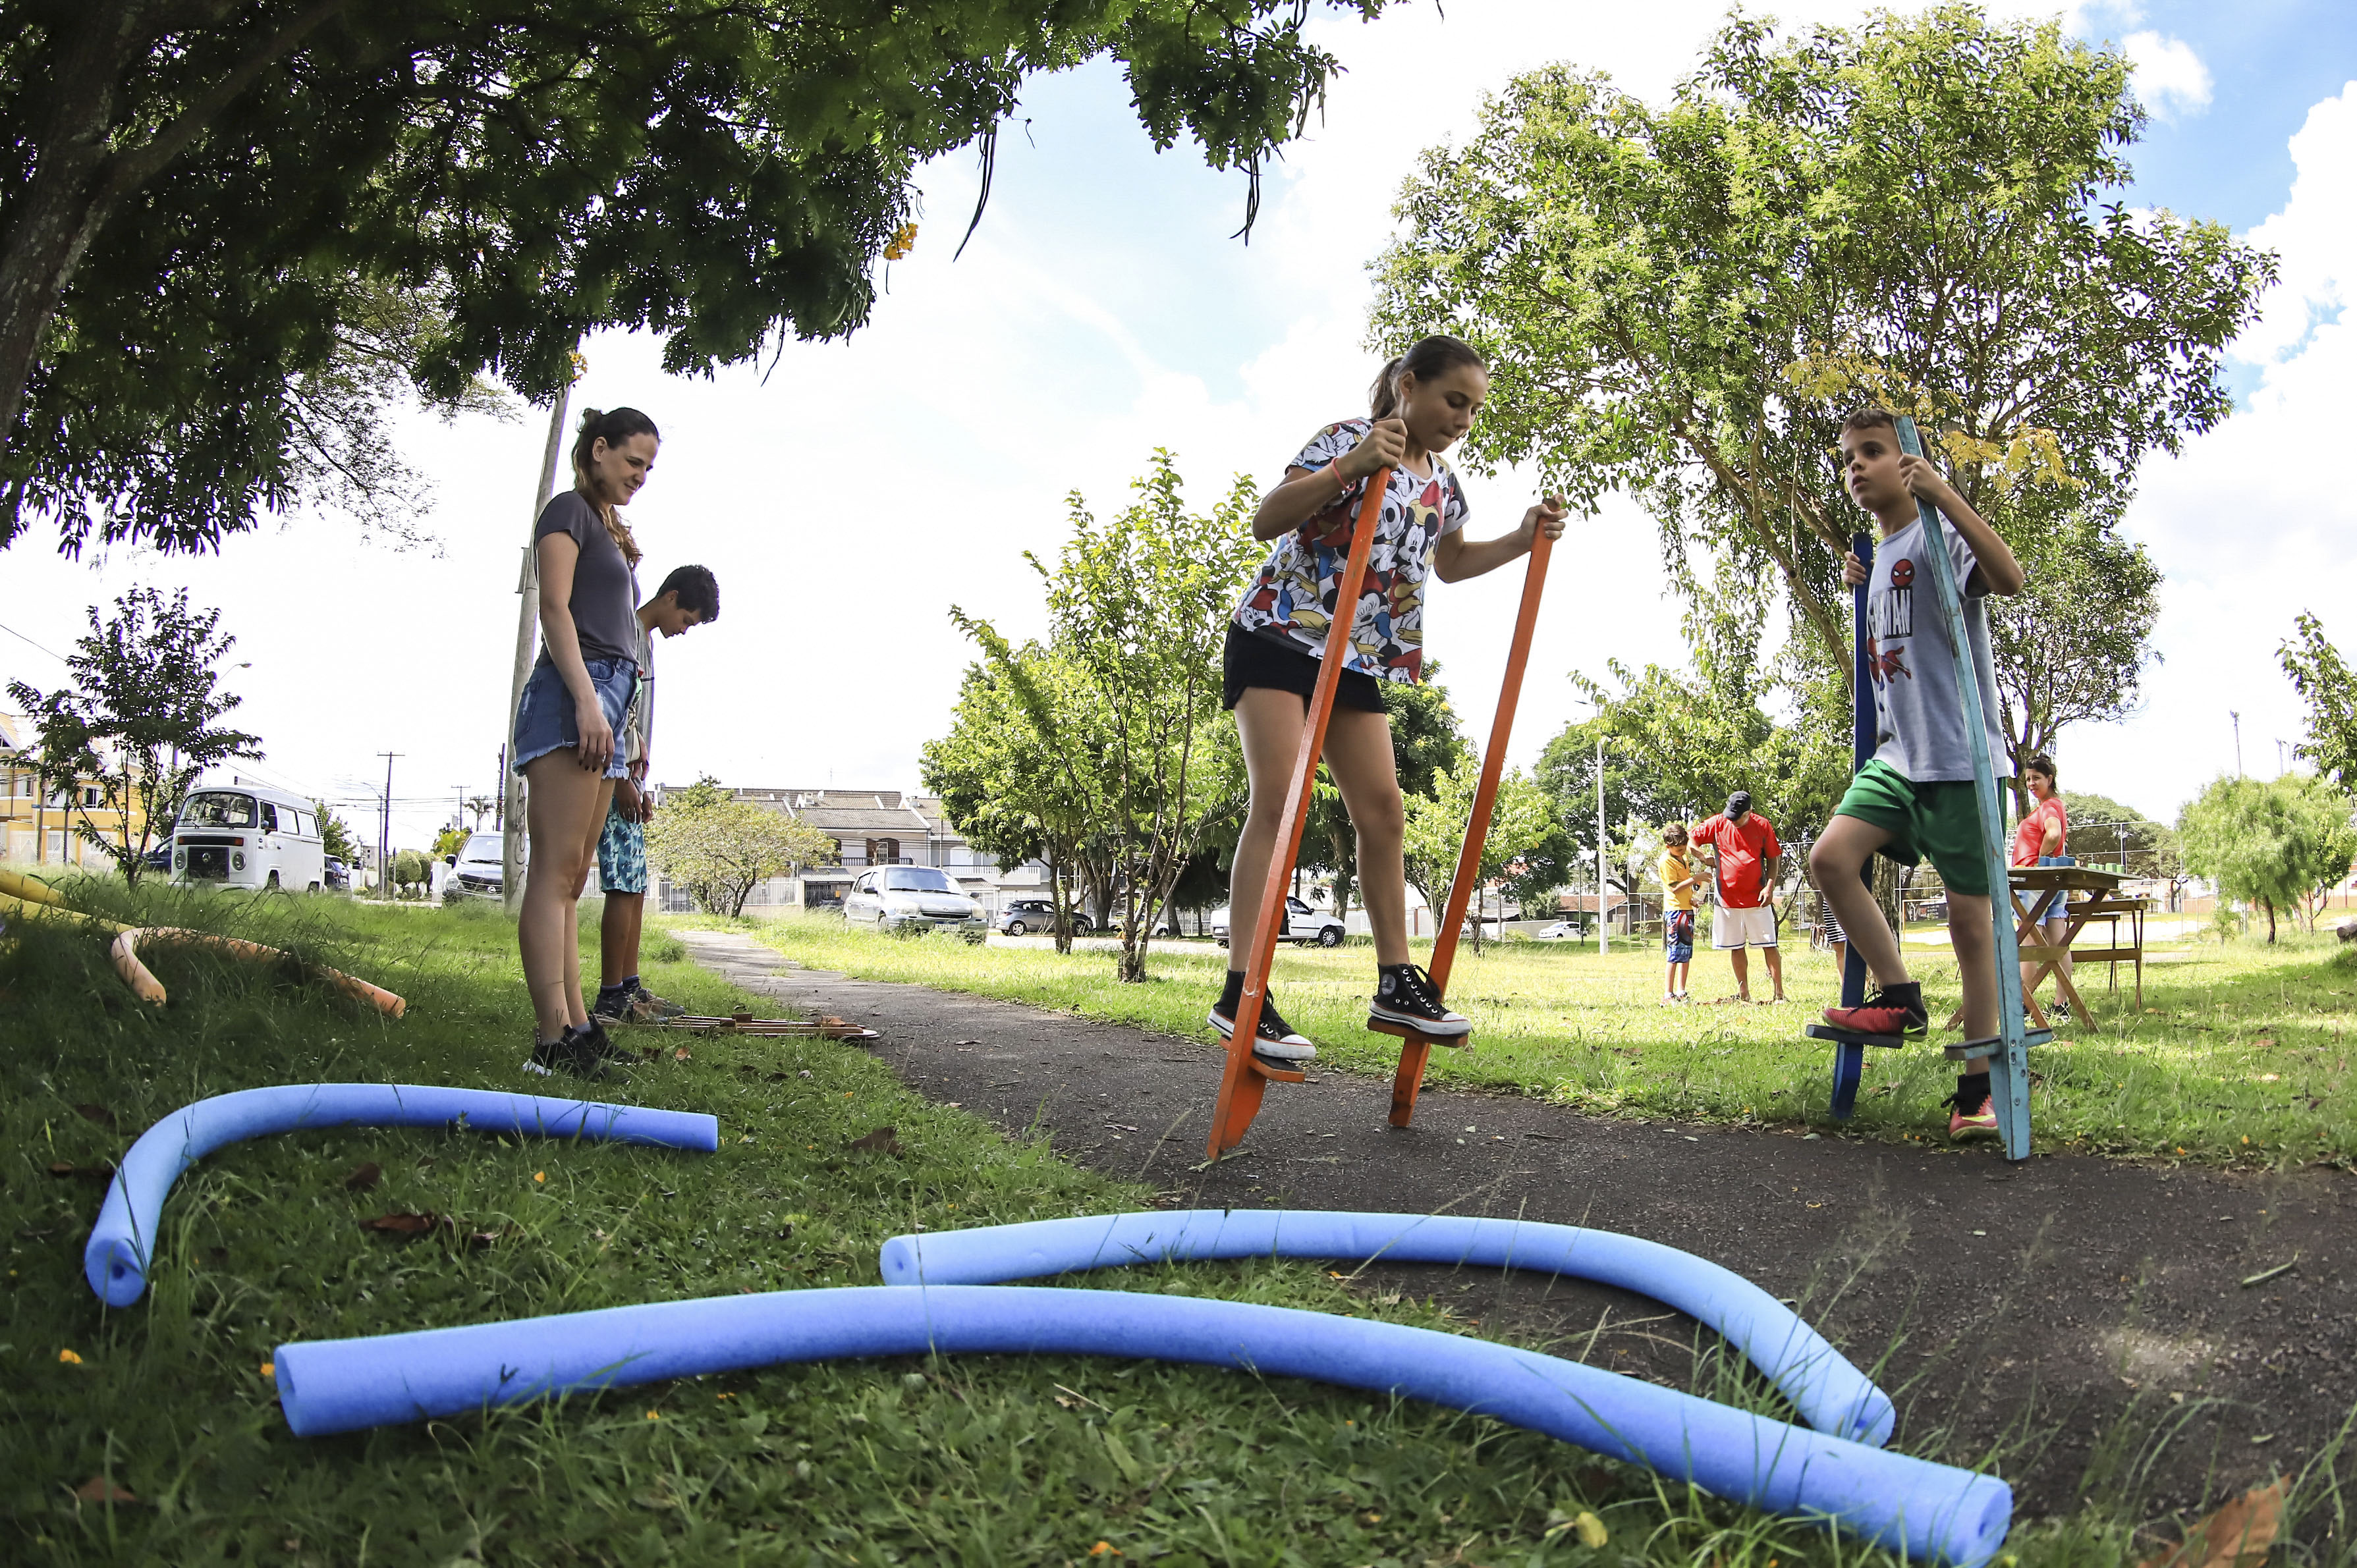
[1214,335,1567,1061]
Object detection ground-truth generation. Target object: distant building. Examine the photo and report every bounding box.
[642,784,1049,914]
[0,711,150,868]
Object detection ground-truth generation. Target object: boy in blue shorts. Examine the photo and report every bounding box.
[1659,823,1697,1003]
[1808,408,2026,1141]
[593,565,719,1023]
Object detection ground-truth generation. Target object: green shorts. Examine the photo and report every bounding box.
[1832,760,1991,898]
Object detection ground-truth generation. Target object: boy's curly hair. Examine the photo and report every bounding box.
[1841,405,1898,435]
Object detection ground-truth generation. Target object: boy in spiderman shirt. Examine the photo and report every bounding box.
[1808,407,2026,1141]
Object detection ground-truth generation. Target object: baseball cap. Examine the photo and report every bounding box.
[1726,790,1752,815]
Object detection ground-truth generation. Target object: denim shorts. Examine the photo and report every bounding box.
[1665,907,1694,965]
[597,800,648,894]
[513,653,636,779]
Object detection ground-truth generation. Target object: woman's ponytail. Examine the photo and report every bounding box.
[1368,356,1406,420]
[570,406,657,567]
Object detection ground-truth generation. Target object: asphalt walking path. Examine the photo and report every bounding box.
[675,928,2357,1521]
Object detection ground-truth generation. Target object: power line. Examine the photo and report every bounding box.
[0,619,68,664]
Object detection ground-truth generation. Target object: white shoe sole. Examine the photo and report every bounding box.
[1207,1008,1317,1060]
[1368,1002,1472,1038]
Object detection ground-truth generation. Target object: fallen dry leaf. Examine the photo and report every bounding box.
[2254,1039,2277,1048]
[71,1104,116,1128]
[673,1045,692,1062]
[359,1211,451,1239]
[848,1126,902,1156]
[46,1162,111,1183]
[2137,1478,2287,1568]
[343,1161,383,1192]
[73,1476,138,1505]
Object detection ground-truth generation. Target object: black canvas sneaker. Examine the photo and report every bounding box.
[1370,963,1472,1037]
[574,1015,636,1071]
[524,1025,610,1081]
[1208,998,1317,1062]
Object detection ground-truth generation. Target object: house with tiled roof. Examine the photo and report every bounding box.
[644,784,1047,914]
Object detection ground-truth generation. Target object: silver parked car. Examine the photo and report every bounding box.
[844,865,987,936]
[996,898,1092,936]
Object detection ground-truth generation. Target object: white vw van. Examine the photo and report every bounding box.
[169,776,329,892]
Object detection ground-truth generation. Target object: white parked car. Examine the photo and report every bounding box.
[1209,897,1346,948]
[449,832,512,897]
[844,865,987,936]
[1536,921,1580,940]
[169,780,328,892]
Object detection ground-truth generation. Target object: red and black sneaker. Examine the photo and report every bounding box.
[1819,981,1927,1047]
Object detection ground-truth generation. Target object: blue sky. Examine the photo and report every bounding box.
[4,1,2353,852]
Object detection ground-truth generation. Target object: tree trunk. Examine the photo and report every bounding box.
[0,5,146,466]
[2264,898,2278,944]
[1048,846,1072,955]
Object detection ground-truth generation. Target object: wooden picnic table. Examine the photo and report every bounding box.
[1946,865,2148,1033]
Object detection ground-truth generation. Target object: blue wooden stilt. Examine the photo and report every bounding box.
[1894,418,2033,1162]
[1828,530,1877,1123]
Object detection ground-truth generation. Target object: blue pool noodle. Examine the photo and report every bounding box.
[273,1284,2008,1567]
[881,1208,1895,1447]
[85,1084,717,1307]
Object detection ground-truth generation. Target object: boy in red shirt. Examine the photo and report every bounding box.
[1691,791,1787,1004]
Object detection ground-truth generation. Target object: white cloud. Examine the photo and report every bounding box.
[2063,83,2357,817]
[2123,31,2214,121]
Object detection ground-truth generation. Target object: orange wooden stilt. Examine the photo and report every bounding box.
[1374,527,1554,1128]
[1205,468,1393,1161]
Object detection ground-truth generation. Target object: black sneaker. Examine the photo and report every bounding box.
[591,987,630,1023]
[1209,998,1317,1062]
[2049,999,2072,1022]
[524,1025,609,1081]
[1370,963,1472,1038]
[575,1015,636,1069]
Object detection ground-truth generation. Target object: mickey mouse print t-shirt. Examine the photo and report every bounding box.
[1864,517,2010,784]
[1232,418,1470,683]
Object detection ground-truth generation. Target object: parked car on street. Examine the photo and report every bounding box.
[1536,920,1580,940]
[843,865,987,937]
[996,898,1092,937]
[449,832,511,897]
[167,778,327,892]
[1209,897,1346,948]
[323,857,351,892]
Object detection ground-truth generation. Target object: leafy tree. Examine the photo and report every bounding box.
[922,649,1094,953]
[1400,755,1554,952]
[311,798,360,865]
[1371,7,2267,695]
[2056,790,2169,872]
[1306,667,1470,923]
[1540,580,1849,888]
[2279,611,2357,793]
[646,777,833,917]
[432,826,468,859]
[5,0,1385,555]
[949,452,1262,981]
[2177,774,2357,942]
[6,587,260,885]
[391,848,431,898]
[1990,515,2163,813]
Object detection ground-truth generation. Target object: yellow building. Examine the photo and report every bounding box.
[0,711,150,869]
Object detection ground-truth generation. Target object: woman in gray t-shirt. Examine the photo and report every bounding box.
[510,405,657,1078]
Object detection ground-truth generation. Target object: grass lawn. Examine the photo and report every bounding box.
[5,878,2176,1567]
[725,914,2357,1168]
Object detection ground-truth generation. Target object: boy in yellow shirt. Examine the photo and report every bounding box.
[1659,823,1698,1004]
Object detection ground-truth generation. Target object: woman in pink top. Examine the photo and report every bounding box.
[2012,753,2070,1019]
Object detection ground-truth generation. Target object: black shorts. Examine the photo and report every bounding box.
[1221,624,1385,713]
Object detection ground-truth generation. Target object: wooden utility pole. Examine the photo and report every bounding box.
[502,387,572,915]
